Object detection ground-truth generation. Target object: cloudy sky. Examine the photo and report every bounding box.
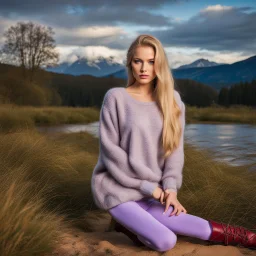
[0,0,255,68]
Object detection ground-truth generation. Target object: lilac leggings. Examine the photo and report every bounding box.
[109,197,213,252]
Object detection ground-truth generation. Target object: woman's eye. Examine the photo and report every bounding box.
[134,60,154,64]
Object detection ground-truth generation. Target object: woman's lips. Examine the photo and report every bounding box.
[139,75,149,78]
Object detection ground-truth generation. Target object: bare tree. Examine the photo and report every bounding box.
[1,21,59,81]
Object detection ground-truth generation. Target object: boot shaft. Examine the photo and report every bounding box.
[208,219,256,249]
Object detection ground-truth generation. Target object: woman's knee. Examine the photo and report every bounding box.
[139,230,177,252]
[155,232,177,252]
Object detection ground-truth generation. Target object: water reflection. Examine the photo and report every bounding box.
[37,122,99,138]
[37,122,256,168]
[185,124,256,168]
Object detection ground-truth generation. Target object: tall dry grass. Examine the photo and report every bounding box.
[186,105,256,124]
[0,161,70,256]
[0,130,97,216]
[0,130,97,255]
[180,143,256,228]
[0,104,100,133]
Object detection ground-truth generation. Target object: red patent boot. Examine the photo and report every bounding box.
[114,220,145,247]
[208,219,256,249]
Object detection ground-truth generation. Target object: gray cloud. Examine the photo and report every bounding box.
[56,33,133,50]
[0,0,179,28]
[44,8,173,29]
[0,0,172,14]
[142,6,256,54]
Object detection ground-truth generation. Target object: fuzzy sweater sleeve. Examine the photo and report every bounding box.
[99,91,159,196]
[161,92,186,193]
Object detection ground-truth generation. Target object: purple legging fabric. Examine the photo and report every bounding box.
[108,197,213,252]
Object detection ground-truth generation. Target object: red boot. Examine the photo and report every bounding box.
[208,219,256,249]
[114,220,145,247]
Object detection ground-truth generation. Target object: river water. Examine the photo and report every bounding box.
[37,122,256,169]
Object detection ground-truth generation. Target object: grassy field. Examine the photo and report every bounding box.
[0,104,100,133]
[0,126,255,255]
[186,105,256,124]
[0,104,255,134]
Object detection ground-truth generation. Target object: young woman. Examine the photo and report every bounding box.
[91,34,256,252]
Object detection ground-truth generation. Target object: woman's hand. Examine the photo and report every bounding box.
[161,190,187,216]
[152,186,164,200]
[159,189,169,203]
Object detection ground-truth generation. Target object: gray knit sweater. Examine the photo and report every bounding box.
[91,87,185,210]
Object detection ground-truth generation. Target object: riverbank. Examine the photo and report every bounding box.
[0,104,100,133]
[0,104,255,133]
[186,105,255,124]
[0,129,255,255]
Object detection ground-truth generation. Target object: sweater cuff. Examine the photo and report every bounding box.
[165,188,177,194]
[162,178,177,192]
[140,180,159,196]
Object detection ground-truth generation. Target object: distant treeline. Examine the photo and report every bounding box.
[218,80,256,106]
[0,64,62,106]
[175,79,218,107]
[0,63,255,108]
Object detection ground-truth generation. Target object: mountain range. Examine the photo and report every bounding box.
[47,55,124,77]
[46,55,256,90]
[176,58,223,69]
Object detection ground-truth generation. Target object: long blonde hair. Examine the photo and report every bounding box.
[125,34,182,159]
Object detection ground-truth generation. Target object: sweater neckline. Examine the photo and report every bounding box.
[120,87,157,106]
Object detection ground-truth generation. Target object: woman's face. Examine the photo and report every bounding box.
[131,45,157,85]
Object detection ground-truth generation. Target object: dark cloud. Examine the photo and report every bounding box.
[142,6,256,54]
[44,9,173,29]
[0,0,178,14]
[0,0,177,27]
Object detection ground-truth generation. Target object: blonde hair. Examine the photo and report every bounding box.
[125,34,182,158]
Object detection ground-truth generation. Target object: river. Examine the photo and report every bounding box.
[37,122,256,170]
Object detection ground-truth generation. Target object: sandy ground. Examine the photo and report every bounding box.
[48,210,256,256]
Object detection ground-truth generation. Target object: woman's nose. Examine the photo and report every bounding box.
[140,63,148,72]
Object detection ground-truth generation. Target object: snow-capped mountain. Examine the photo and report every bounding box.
[177,58,223,69]
[46,56,124,77]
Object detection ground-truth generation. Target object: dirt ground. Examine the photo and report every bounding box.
[48,210,256,256]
